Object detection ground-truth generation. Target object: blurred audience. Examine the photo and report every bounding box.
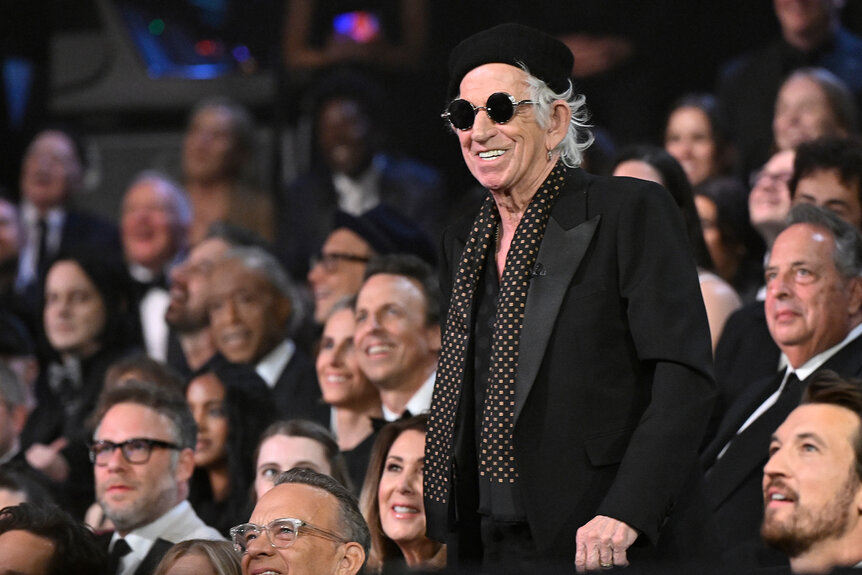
[0,465,52,509]
[22,255,136,517]
[360,414,444,572]
[253,419,352,500]
[153,539,241,575]
[281,70,443,279]
[120,171,191,362]
[186,366,276,536]
[664,93,736,187]
[15,128,120,295]
[0,502,106,574]
[207,246,326,423]
[717,0,862,176]
[749,148,797,249]
[182,97,273,244]
[772,67,857,153]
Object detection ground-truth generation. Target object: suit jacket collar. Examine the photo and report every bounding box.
[450,168,600,424]
[704,333,862,507]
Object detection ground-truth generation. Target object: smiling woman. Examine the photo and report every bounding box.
[359,414,445,573]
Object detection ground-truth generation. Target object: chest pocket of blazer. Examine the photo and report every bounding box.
[584,426,636,467]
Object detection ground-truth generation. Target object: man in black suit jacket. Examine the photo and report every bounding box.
[16,128,120,292]
[702,204,862,564]
[207,246,327,424]
[426,24,715,572]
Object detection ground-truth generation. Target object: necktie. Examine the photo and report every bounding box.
[106,538,131,575]
[425,162,565,504]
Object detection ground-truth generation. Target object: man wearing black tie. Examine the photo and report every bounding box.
[91,380,222,575]
[702,203,862,564]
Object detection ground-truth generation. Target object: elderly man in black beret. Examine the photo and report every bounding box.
[424,23,716,572]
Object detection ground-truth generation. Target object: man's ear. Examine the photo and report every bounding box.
[848,277,862,316]
[426,322,442,354]
[175,448,196,483]
[545,100,570,151]
[336,542,366,575]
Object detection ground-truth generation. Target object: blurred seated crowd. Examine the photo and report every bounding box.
[3,1,862,574]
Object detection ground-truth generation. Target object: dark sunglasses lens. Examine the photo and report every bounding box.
[487,92,516,124]
[447,99,475,130]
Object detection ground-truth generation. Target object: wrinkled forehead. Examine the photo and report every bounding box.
[250,483,338,527]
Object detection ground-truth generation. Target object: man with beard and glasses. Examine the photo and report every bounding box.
[762,370,862,573]
[90,380,222,575]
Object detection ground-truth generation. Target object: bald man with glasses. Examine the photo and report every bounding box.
[90,380,222,575]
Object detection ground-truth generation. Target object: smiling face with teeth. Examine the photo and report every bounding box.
[762,403,862,559]
[316,307,379,409]
[455,63,564,199]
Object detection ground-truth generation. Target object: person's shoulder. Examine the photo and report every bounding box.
[380,153,443,186]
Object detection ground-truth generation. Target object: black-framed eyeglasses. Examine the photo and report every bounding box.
[88,438,182,466]
[441,92,536,131]
[230,517,348,554]
[310,252,371,273]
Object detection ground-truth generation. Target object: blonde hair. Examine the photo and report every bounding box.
[152,540,240,575]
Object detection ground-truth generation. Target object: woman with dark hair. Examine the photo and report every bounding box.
[664,93,736,186]
[253,419,352,499]
[613,146,742,350]
[694,177,766,303]
[359,414,444,573]
[21,254,137,517]
[186,363,277,536]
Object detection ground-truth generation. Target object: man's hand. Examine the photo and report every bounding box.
[25,437,70,483]
[575,515,638,572]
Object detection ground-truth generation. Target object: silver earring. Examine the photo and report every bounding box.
[547,150,553,161]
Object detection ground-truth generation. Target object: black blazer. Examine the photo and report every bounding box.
[427,167,716,563]
[99,533,173,575]
[702,333,862,556]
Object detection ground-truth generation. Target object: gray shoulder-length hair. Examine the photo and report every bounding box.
[521,63,594,168]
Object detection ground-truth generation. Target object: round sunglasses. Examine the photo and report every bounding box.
[441,92,535,131]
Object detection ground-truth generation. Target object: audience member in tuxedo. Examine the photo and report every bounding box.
[153,539,241,575]
[359,414,445,573]
[702,204,862,565]
[186,365,277,537]
[0,502,106,574]
[664,93,737,188]
[253,419,352,501]
[354,255,439,422]
[307,205,437,328]
[0,465,52,508]
[694,177,767,303]
[165,222,268,378]
[235,467,369,575]
[15,128,121,296]
[22,255,137,518]
[0,195,39,332]
[317,297,381,491]
[182,97,274,244]
[790,136,862,231]
[121,171,192,362]
[717,0,862,177]
[773,68,857,154]
[207,246,327,424]
[762,371,862,574]
[613,146,742,350]
[90,380,223,575]
[281,70,446,279]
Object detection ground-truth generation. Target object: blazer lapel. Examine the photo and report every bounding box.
[513,209,599,423]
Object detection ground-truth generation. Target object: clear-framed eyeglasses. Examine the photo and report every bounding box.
[230,517,348,554]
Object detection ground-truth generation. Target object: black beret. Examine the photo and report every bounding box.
[333,204,436,266]
[447,23,574,99]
